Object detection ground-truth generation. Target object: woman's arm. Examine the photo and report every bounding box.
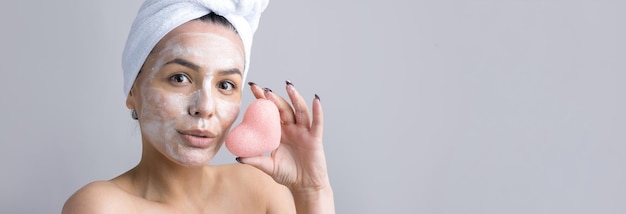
[239,81,335,214]
[291,186,335,214]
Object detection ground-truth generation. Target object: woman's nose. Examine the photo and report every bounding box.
[188,89,215,118]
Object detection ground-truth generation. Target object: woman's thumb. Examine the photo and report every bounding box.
[236,156,274,176]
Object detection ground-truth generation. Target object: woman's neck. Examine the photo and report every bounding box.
[129,140,216,205]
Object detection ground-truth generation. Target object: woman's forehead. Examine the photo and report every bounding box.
[159,33,243,57]
[154,20,244,57]
[146,22,245,72]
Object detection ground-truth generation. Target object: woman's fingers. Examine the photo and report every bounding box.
[248,82,266,99]
[237,155,274,176]
[248,81,316,128]
[285,81,311,127]
[311,95,324,136]
[264,87,297,125]
[248,81,296,125]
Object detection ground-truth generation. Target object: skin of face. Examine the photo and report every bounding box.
[126,20,245,167]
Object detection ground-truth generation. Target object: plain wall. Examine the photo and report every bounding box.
[1,0,625,213]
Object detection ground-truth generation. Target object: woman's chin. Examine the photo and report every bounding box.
[171,155,214,167]
[164,146,219,167]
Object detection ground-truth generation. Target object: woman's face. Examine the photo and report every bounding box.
[126,20,245,166]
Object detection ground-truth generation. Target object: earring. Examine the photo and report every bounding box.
[131,109,138,120]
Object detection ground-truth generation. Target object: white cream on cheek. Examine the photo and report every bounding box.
[140,88,191,163]
[138,33,243,166]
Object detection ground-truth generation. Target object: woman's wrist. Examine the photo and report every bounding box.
[291,185,335,214]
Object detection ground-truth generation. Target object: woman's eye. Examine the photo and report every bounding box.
[217,80,236,92]
[169,74,190,84]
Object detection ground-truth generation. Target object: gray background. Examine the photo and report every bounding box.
[1,0,625,213]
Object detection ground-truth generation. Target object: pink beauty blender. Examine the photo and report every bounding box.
[225,99,281,157]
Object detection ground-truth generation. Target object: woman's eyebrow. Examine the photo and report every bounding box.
[164,58,201,72]
[164,58,241,76]
[218,68,242,76]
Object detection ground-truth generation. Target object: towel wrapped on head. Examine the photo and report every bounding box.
[122,0,269,96]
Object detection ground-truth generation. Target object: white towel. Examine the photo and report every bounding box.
[122,0,269,96]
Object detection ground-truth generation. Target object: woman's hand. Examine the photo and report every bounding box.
[238,81,331,193]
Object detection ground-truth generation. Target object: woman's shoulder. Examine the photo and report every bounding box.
[62,181,133,214]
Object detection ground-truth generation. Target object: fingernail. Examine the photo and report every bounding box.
[285,80,293,86]
[248,82,256,86]
[315,94,320,101]
[263,87,272,92]
[235,157,243,164]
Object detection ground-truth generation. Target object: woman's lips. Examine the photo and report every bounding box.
[178,130,216,148]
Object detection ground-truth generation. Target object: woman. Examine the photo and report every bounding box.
[62,0,334,213]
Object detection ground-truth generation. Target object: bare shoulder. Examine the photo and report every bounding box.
[62,181,131,214]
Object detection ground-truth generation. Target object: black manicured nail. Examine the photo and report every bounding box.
[285,80,293,86]
[315,94,320,101]
[248,82,256,86]
[263,87,272,92]
[235,157,243,164]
